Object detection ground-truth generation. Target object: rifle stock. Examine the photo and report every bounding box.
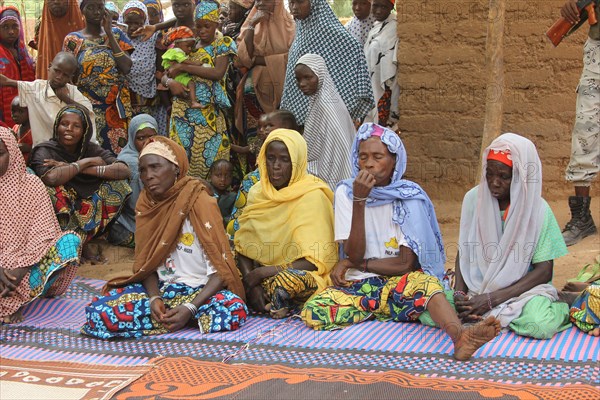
[546,1,598,47]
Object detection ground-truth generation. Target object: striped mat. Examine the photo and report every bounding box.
[1,277,598,388]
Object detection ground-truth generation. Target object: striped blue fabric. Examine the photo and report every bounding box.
[2,277,597,366]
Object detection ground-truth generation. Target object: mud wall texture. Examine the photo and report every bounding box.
[396,0,599,201]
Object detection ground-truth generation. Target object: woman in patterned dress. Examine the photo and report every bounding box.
[82,136,247,339]
[0,127,81,324]
[29,105,131,263]
[63,0,134,154]
[166,0,237,179]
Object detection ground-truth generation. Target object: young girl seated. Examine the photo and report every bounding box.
[0,127,81,324]
[29,105,132,264]
[454,133,570,339]
[235,129,337,318]
[294,53,355,190]
[226,109,299,237]
[82,137,247,339]
[11,96,32,163]
[162,26,202,109]
[301,123,501,361]
[208,159,236,224]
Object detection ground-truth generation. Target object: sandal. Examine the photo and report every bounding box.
[567,262,600,283]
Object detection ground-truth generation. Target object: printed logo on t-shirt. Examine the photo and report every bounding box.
[177,232,194,254]
[384,236,400,256]
[160,256,177,282]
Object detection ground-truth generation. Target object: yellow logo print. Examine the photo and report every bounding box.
[179,232,194,247]
[385,237,399,249]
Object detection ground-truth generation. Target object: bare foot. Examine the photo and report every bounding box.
[588,328,600,336]
[453,316,501,361]
[1,307,24,324]
[558,291,580,306]
[190,101,203,109]
[563,281,590,293]
[81,244,108,265]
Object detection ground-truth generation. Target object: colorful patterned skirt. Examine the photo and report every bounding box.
[302,271,444,331]
[570,280,600,333]
[0,233,81,319]
[169,99,230,179]
[226,168,260,238]
[48,180,131,245]
[82,282,248,339]
[261,269,319,314]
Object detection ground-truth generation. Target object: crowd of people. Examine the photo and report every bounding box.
[0,0,598,359]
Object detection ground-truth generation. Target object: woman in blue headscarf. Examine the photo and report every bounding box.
[107,114,158,247]
[302,123,501,361]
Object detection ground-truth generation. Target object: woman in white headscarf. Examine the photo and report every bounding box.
[455,133,571,339]
[294,53,355,189]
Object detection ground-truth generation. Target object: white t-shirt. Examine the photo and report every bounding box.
[157,218,217,288]
[17,80,96,145]
[334,186,409,281]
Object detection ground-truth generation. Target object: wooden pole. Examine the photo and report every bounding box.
[479,0,506,176]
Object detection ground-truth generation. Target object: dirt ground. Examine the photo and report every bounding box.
[78,199,600,290]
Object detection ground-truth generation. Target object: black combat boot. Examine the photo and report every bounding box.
[562,196,597,246]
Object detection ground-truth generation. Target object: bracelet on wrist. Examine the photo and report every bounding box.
[149,295,162,305]
[453,290,466,297]
[182,302,198,317]
[112,50,125,58]
[353,195,368,202]
[486,293,493,310]
[71,162,80,173]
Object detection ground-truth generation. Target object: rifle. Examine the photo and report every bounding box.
[546,0,598,46]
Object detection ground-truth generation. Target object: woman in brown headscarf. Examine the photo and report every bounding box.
[233,0,294,170]
[36,0,85,79]
[82,136,247,339]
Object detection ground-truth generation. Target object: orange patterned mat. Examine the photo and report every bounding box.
[114,357,599,400]
[0,357,153,400]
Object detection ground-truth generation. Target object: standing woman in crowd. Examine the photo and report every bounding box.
[0,127,81,324]
[0,6,35,127]
[281,0,373,125]
[234,0,294,169]
[63,0,134,155]
[29,105,131,264]
[364,0,399,128]
[166,0,237,179]
[122,1,160,118]
[36,0,85,80]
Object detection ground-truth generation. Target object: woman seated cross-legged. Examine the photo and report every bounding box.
[234,129,338,319]
[454,133,571,339]
[29,105,132,263]
[0,127,81,324]
[301,123,501,361]
[81,137,247,339]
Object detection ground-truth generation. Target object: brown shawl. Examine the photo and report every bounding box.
[36,0,85,79]
[105,136,245,300]
[234,0,295,132]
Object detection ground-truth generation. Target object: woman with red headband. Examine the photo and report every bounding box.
[454,133,570,339]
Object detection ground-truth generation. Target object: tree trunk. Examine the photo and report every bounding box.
[479,0,506,177]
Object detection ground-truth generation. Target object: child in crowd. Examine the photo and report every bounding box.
[10,97,32,163]
[209,159,236,224]
[123,1,159,117]
[226,109,299,237]
[0,52,95,145]
[345,0,376,45]
[162,26,202,109]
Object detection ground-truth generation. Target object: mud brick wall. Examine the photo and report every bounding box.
[396,0,598,201]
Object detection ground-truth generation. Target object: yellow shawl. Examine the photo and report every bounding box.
[234,129,336,290]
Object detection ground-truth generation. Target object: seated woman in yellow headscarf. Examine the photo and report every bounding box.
[234,129,337,318]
